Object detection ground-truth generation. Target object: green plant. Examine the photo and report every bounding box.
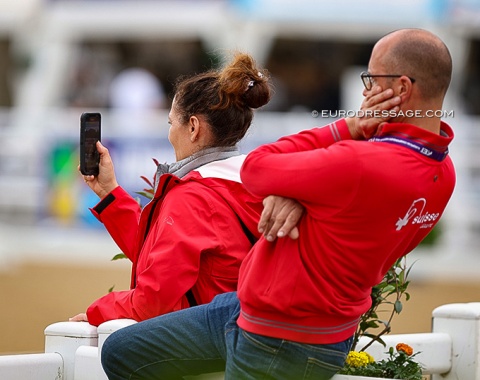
[352,256,414,352]
[338,343,423,379]
[337,257,424,378]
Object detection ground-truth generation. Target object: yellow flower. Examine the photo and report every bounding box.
[396,343,414,356]
[366,352,375,363]
[345,351,375,368]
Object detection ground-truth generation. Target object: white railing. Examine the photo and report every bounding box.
[1,302,480,379]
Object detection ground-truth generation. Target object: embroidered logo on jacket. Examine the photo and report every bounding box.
[396,198,440,231]
[163,216,174,225]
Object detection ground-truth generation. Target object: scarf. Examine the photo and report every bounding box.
[154,146,240,191]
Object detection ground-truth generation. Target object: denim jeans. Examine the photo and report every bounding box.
[101,292,353,380]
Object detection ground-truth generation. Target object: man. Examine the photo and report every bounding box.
[101,28,455,380]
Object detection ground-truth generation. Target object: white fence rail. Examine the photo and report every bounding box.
[1,302,480,379]
[0,353,63,380]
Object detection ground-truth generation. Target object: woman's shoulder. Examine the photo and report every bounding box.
[178,175,244,195]
[171,175,255,208]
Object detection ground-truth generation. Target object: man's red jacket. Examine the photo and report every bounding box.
[238,119,456,344]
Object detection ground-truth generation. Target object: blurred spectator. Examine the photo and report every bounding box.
[108,67,166,110]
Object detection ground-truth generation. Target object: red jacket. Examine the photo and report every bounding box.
[238,118,455,344]
[87,155,262,326]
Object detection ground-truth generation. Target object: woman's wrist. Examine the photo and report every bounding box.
[97,183,119,199]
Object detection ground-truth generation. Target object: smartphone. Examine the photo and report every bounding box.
[80,112,101,176]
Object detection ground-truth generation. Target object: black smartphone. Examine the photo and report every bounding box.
[80,112,101,176]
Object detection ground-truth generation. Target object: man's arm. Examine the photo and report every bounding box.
[252,87,401,240]
[258,196,304,242]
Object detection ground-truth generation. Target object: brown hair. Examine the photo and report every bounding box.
[173,52,271,147]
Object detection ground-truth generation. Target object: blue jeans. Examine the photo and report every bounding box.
[101,292,352,380]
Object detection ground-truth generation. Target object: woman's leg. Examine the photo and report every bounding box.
[101,292,240,380]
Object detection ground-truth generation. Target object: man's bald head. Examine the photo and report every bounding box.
[372,29,452,100]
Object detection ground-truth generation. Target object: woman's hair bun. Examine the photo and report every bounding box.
[217,52,272,110]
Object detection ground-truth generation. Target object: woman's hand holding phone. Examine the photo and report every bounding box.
[80,141,119,199]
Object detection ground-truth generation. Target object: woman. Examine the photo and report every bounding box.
[70,53,274,326]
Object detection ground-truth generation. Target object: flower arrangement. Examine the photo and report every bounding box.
[338,343,423,380]
[336,256,424,379]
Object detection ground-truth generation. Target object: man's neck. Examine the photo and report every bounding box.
[408,116,442,134]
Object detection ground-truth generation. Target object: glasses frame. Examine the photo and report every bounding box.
[360,71,416,91]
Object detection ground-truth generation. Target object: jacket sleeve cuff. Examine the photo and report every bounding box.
[332,118,354,141]
[89,186,123,220]
[312,118,353,148]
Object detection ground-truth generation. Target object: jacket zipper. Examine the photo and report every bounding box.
[133,175,175,287]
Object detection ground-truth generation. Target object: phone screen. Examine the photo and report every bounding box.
[80,113,101,175]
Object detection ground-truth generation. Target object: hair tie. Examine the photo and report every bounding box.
[247,72,263,91]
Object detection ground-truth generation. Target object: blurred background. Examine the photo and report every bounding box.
[1,0,480,354]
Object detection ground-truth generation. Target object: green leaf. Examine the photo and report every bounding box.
[135,191,154,200]
[377,319,391,328]
[394,300,403,313]
[108,285,115,293]
[364,321,379,329]
[111,253,128,261]
[382,284,396,293]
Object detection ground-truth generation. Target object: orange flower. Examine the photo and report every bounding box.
[396,343,413,356]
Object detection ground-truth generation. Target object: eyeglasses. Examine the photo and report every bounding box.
[360,71,416,91]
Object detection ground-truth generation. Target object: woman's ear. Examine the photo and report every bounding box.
[189,115,200,143]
